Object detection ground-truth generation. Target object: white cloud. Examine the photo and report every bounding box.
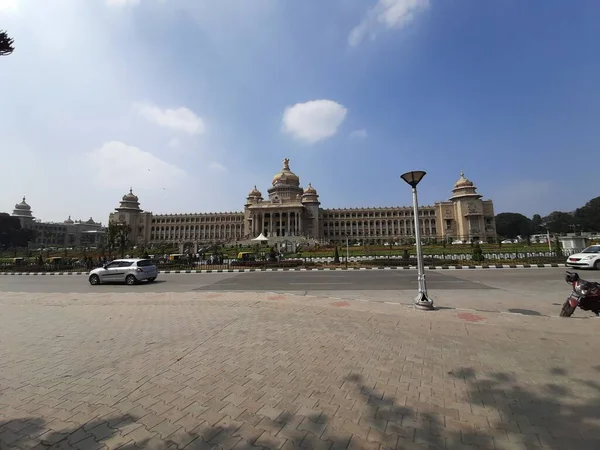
[208,162,227,172]
[349,0,430,47]
[105,0,140,6]
[168,138,180,148]
[88,141,186,189]
[134,102,206,135]
[282,99,347,144]
[0,0,19,13]
[349,129,368,139]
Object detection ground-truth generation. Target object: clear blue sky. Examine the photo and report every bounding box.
[1,0,598,223]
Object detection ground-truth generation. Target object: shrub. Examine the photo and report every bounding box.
[402,249,410,261]
[472,244,485,262]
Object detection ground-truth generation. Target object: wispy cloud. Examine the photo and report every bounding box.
[208,162,227,172]
[349,0,430,47]
[133,102,206,135]
[349,129,368,139]
[88,141,186,189]
[105,0,140,6]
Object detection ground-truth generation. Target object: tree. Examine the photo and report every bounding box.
[333,246,340,264]
[0,213,36,249]
[543,211,576,234]
[574,196,600,232]
[0,31,14,56]
[107,222,132,258]
[531,214,544,234]
[494,213,533,239]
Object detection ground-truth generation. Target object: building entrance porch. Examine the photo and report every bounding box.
[249,209,304,238]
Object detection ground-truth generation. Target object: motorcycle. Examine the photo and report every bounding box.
[561,271,600,317]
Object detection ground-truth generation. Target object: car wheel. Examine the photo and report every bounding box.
[126,274,137,285]
[148,277,156,282]
[89,274,100,285]
[595,260,600,270]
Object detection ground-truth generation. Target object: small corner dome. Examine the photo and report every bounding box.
[122,188,138,202]
[454,171,474,189]
[14,196,31,210]
[248,185,262,198]
[303,183,317,195]
[64,215,74,224]
[86,217,95,224]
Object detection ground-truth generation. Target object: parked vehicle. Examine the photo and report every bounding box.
[237,251,256,262]
[565,245,600,270]
[560,271,600,317]
[88,259,158,285]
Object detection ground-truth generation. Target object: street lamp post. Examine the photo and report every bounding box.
[401,170,435,310]
[346,236,349,269]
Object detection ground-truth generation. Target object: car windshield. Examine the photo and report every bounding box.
[582,246,600,254]
[137,259,154,267]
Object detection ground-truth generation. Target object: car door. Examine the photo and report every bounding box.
[98,261,121,282]
[113,261,134,282]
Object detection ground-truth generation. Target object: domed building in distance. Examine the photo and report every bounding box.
[108,159,496,252]
[11,197,105,249]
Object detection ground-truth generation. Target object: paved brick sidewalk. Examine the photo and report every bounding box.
[0,292,599,450]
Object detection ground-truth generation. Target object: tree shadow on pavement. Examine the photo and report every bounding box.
[2,366,600,449]
[345,368,600,450]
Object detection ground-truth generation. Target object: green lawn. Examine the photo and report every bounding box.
[0,242,557,264]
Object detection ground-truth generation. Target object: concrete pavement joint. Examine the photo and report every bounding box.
[0,263,568,276]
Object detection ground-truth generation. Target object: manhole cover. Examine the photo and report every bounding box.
[507,308,542,316]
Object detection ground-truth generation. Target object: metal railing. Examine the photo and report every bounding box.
[0,252,570,273]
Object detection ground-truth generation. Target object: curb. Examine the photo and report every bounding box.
[0,264,568,276]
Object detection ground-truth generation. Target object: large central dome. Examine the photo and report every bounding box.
[272,158,300,187]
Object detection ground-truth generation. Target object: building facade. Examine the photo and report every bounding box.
[108,159,496,251]
[11,197,106,248]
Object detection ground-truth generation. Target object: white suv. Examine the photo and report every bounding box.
[88,259,158,285]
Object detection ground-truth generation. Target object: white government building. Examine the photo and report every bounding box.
[108,158,497,253]
[11,197,105,248]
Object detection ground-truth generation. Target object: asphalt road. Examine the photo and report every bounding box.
[0,270,487,293]
[0,267,588,294]
[2,268,599,316]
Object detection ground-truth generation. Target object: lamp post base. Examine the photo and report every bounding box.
[414,292,435,310]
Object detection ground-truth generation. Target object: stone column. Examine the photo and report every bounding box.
[269,214,273,237]
[286,212,290,236]
[259,213,263,236]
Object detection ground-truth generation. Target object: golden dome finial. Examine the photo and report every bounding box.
[283,158,290,170]
[460,170,465,178]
